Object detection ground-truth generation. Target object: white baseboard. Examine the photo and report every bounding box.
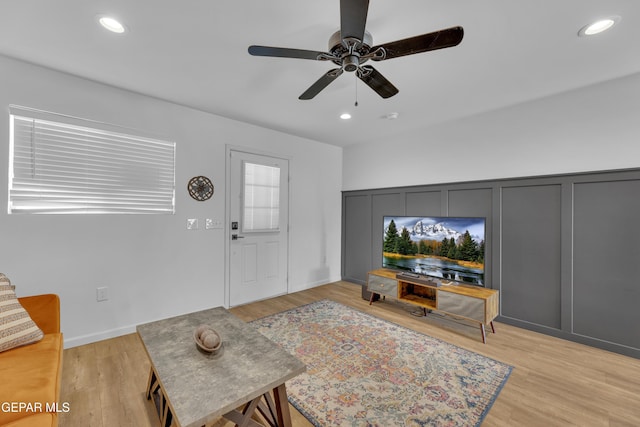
[289,276,341,293]
[63,324,136,349]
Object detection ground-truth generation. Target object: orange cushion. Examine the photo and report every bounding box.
[2,413,55,427]
[0,333,63,425]
[17,295,60,335]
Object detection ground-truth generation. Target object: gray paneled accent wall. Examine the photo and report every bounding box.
[405,191,441,216]
[341,169,640,358]
[343,195,371,281]
[573,178,640,351]
[501,184,562,329]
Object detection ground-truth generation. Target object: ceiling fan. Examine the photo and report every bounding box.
[248,0,463,100]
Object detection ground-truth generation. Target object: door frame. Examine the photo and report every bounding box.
[224,144,291,308]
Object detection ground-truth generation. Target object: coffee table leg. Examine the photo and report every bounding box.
[146,368,158,400]
[223,397,262,427]
[224,386,291,427]
[257,392,277,426]
[146,367,173,427]
[273,383,292,427]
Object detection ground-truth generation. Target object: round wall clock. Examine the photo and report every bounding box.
[188,176,214,201]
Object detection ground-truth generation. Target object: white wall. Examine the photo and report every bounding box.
[0,55,342,347]
[343,72,640,191]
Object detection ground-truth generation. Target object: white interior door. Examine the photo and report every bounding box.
[228,150,289,306]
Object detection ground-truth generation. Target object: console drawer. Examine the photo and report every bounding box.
[437,291,485,323]
[367,274,398,297]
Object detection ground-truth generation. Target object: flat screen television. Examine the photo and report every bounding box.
[382,216,486,286]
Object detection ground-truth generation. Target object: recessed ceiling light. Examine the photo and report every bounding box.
[384,112,399,120]
[98,16,126,34]
[578,16,620,37]
[340,113,352,120]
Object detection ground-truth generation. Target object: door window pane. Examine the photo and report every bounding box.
[242,162,280,232]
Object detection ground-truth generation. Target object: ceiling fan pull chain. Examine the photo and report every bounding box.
[355,74,359,107]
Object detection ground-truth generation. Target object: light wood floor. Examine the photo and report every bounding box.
[59,281,640,427]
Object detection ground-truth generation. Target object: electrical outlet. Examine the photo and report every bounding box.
[96,287,109,302]
[187,218,198,230]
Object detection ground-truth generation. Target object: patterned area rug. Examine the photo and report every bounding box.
[251,299,512,427]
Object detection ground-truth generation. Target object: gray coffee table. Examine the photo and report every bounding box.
[136,307,306,427]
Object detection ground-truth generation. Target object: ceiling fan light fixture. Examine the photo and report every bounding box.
[578,16,620,37]
[98,15,126,34]
[343,55,360,72]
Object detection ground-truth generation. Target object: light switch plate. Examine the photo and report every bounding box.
[206,219,223,229]
[187,218,198,230]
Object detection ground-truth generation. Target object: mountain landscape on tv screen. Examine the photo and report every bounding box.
[382,216,485,285]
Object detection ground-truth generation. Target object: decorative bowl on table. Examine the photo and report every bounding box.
[194,325,222,354]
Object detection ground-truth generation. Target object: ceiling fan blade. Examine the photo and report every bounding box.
[371,26,464,61]
[340,0,369,44]
[248,45,328,60]
[357,66,398,99]
[299,68,344,100]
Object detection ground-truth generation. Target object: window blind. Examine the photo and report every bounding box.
[8,107,175,214]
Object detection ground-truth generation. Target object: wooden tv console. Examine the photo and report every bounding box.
[367,268,499,343]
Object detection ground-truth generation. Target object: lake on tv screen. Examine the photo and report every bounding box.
[383,255,484,285]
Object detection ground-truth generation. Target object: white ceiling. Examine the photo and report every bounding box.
[0,1,638,147]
